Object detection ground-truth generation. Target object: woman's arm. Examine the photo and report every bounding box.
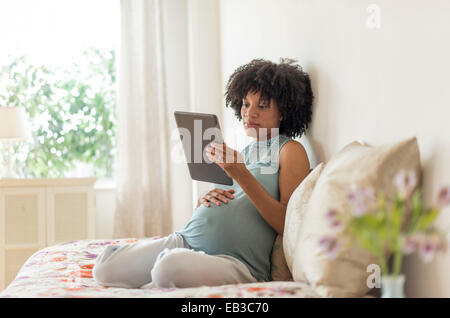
[206,141,310,235]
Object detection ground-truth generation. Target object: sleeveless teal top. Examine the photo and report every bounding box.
[176,134,292,281]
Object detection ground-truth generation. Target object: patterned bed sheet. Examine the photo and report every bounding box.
[0,237,320,298]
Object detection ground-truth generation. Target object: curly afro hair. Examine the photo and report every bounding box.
[224,58,313,139]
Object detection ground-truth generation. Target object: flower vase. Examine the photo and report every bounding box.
[381,274,406,298]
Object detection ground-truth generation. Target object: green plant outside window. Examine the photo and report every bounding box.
[0,47,116,178]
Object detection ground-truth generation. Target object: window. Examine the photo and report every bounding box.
[0,0,119,179]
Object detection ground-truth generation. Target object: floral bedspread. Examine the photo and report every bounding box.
[0,237,320,298]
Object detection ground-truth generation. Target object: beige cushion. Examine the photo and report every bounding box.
[270,234,293,281]
[294,137,421,297]
[283,163,326,274]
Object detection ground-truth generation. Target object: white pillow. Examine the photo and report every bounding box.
[283,163,325,275]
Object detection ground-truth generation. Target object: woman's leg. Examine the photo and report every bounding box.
[92,232,187,288]
[150,248,258,288]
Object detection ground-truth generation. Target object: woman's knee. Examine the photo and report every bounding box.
[151,248,193,288]
[92,245,127,287]
[93,259,141,288]
[92,262,110,285]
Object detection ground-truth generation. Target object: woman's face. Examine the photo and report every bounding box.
[241,90,282,140]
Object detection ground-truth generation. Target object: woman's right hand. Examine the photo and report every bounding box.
[198,189,235,208]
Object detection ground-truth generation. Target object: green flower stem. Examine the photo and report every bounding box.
[393,243,403,276]
[377,250,389,275]
[392,199,404,276]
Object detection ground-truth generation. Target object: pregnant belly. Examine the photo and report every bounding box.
[178,196,275,255]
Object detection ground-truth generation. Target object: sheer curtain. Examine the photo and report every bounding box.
[113,0,172,238]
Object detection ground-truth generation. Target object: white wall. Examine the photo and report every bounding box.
[219,0,450,297]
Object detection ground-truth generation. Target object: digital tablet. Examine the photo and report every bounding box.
[174,111,233,186]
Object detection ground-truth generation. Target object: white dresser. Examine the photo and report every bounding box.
[0,178,97,290]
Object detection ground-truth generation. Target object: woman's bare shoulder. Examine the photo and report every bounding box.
[279,140,309,169]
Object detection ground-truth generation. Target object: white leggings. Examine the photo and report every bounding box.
[92,232,258,289]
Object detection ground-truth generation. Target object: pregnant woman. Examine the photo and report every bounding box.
[93,58,313,288]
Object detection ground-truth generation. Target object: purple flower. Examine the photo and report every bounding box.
[347,186,376,216]
[436,186,450,208]
[402,234,423,255]
[393,169,418,199]
[403,240,416,255]
[409,233,448,263]
[325,209,342,229]
[419,241,436,263]
[318,235,340,259]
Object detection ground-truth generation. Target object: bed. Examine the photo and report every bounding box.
[0,237,321,298]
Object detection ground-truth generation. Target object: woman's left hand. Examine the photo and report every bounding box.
[205,142,246,179]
